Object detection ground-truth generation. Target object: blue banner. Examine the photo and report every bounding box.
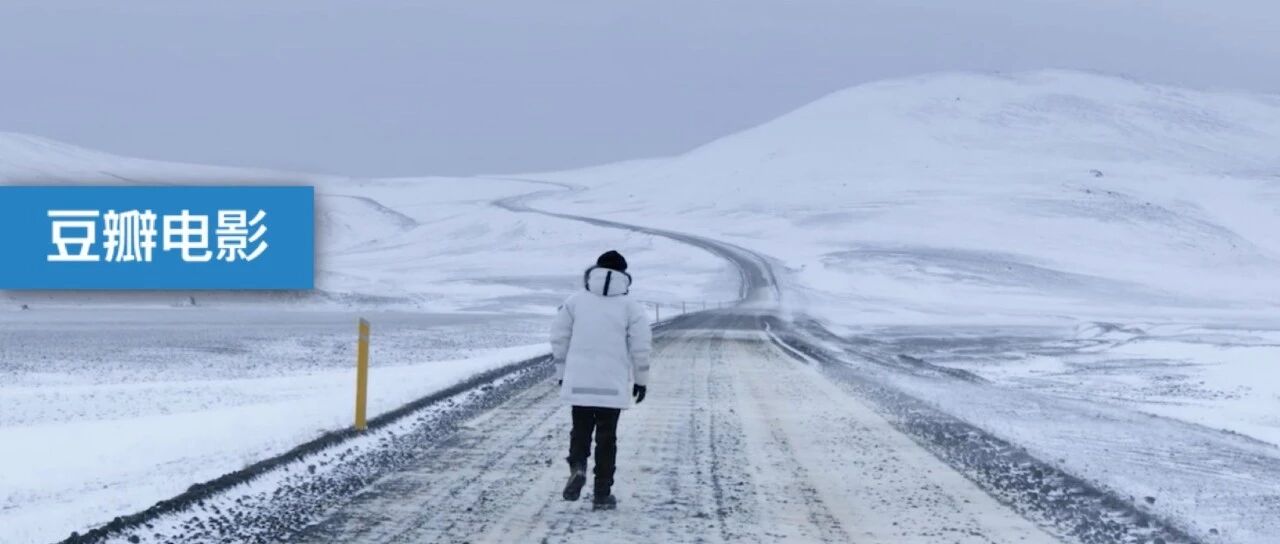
[0,186,314,289]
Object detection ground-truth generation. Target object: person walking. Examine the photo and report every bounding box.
[550,250,653,510]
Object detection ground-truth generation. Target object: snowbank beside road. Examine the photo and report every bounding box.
[919,323,1280,447]
[0,309,545,544]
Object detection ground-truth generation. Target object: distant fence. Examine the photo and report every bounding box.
[635,299,735,324]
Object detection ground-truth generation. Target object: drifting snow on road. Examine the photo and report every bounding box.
[292,315,1055,544]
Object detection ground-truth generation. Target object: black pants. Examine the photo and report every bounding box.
[567,405,621,496]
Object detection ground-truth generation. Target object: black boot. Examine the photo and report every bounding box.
[562,464,587,501]
[592,493,618,511]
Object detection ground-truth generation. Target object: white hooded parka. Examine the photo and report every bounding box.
[551,266,653,409]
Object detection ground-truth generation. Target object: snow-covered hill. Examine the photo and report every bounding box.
[0,132,323,185]
[541,70,1280,323]
[0,133,736,311]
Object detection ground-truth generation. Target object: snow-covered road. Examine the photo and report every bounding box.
[291,312,1055,544]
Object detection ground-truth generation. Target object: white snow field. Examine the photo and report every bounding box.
[0,311,547,544]
[0,137,736,543]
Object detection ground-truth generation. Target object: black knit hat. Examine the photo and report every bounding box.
[596,250,628,272]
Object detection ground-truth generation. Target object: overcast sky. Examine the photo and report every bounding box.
[1,0,1278,177]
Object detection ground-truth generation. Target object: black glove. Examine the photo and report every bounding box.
[633,384,647,404]
[558,379,562,386]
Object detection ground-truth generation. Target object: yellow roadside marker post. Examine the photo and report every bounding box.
[355,318,371,431]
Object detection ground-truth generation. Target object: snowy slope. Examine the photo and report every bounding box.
[314,177,738,312]
[0,134,737,311]
[539,70,1280,322]
[0,132,322,185]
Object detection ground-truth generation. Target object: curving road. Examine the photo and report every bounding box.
[490,177,780,305]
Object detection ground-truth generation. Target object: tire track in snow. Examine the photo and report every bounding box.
[721,326,1056,543]
[721,315,851,543]
[702,327,739,542]
[297,382,565,543]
